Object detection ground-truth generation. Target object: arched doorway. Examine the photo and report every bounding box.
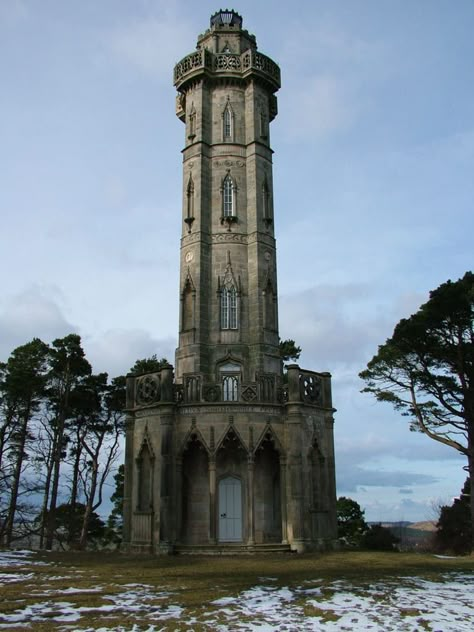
[218,476,242,541]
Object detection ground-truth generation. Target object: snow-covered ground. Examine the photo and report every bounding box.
[0,550,473,631]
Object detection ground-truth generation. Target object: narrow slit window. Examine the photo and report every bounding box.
[223,104,233,140]
[223,175,234,217]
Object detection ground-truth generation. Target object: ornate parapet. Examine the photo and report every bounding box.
[174,48,280,95]
[286,365,332,409]
[174,372,284,405]
[126,364,175,410]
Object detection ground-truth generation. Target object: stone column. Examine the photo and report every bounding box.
[175,456,183,543]
[209,457,217,543]
[279,456,288,544]
[122,413,134,547]
[247,456,255,545]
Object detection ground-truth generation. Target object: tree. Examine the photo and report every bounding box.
[75,374,125,549]
[43,334,92,550]
[0,339,49,545]
[336,496,368,546]
[106,464,125,545]
[41,502,106,549]
[279,339,302,363]
[129,355,169,375]
[434,478,472,555]
[361,524,400,551]
[359,272,474,550]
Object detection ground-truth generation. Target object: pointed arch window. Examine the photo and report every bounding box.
[259,109,267,139]
[223,101,234,141]
[182,280,194,331]
[223,174,234,217]
[222,375,239,401]
[219,361,241,402]
[185,175,195,231]
[137,442,153,512]
[262,177,272,227]
[188,104,196,139]
[221,285,238,329]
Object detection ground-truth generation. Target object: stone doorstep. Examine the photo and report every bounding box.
[173,543,293,555]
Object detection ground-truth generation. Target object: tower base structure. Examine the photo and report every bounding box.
[122,363,337,554]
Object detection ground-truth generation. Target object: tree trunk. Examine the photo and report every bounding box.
[44,420,65,550]
[4,407,30,546]
[468,433,474,553]
[38,439,55,549]
[78,457,99,550]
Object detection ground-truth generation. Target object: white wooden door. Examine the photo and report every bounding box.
[218,476,242,541]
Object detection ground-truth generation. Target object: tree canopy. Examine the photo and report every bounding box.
[359,271,474,550]
[279,339,301,363]
[336,496,368,546]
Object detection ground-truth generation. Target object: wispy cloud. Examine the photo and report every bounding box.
[0,285,76,360]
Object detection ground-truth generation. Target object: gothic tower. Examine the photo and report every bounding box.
[123,11,337,554]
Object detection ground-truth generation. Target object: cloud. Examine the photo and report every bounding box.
[337,464,437,494]
[83,329,176,377]
[0,286,76,360]
[279,283,390,370]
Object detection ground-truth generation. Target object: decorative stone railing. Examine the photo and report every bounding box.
[127,364,331,409]
[286,365,332,408]
[173,48,281,91]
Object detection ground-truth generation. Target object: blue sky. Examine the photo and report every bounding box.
[1,0,472,522]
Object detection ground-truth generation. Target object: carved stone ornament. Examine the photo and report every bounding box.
[203,385,220,402]
[136,375,161,406]
[241,385,257,402]
[299,374,322,404]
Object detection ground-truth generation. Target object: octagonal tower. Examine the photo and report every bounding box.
[122,11,337,555]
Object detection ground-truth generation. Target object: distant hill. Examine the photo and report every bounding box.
[408,521,436,532]
[367,521,437,549]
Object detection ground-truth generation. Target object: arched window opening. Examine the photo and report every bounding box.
[222,375,239,401]
[259,109,267,138]
[182,282,194,331]
[137,443,153,512]
[223,104,233,140]
[188,104,196,139]
[264,282,276,331]
[262,177,272,227]
[223,175,234,218]
[221,286,238,329]
[219,362,241,402]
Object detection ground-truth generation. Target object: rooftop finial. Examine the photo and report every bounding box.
[210,9,243,29]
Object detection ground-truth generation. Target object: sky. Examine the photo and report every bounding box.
[1,0,472,523]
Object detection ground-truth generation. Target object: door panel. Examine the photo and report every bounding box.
[218,476,242,541]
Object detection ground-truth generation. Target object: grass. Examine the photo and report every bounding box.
[1,550,474,630]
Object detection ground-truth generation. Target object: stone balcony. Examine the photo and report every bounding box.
[173,48,281,94]
[126,364,332,411]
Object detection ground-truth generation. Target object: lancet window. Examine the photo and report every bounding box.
[219,361,241,402]
[221,285,238,329]
[137,442,153,512]
[188,104,196,139]
[262,177,271,225]
[222,174,235,218]
[223,101,234,141]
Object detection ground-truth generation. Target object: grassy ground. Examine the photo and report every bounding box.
[1,550,474,630]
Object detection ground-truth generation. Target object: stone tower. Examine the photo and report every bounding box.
[122,10,337,553]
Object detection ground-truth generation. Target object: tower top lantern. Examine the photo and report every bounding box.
[210,9,243,29]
